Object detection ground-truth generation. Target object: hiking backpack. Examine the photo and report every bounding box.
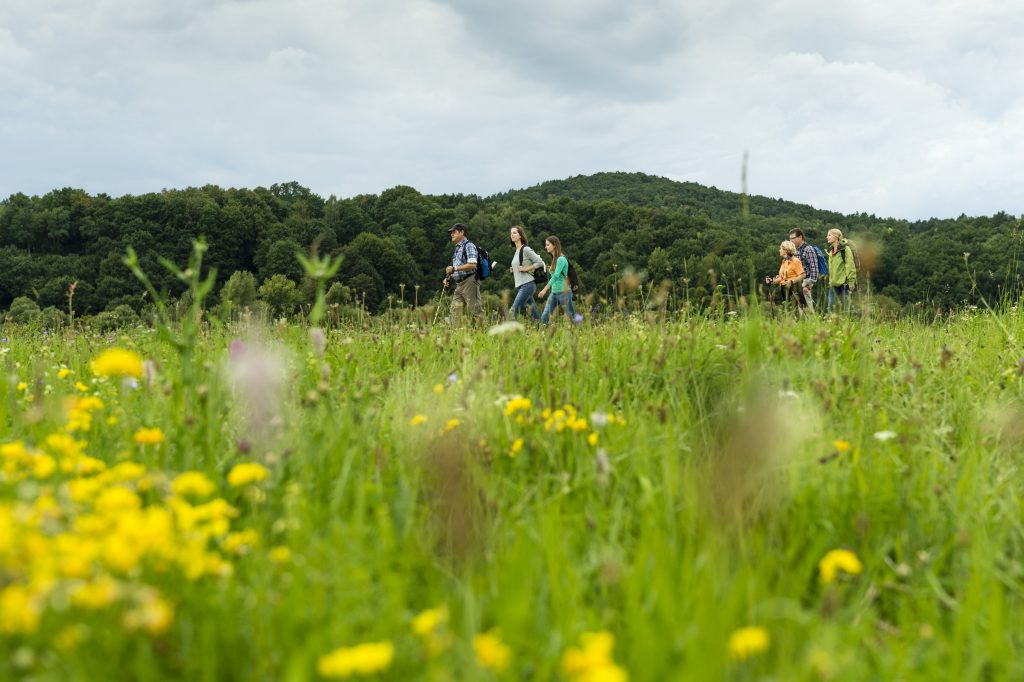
[473,243,493,280]
[812,245,829,277]
[567,261,582,294]
[519,247,548,285]
[838,239,862,273]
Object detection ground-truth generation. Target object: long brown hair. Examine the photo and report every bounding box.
[509,225,528,248]
[545,236,563,269]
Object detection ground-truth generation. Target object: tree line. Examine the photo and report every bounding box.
[0,173,1021,322]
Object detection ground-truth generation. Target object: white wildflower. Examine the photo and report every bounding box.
[487,321,525,336]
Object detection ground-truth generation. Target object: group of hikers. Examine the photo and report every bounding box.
[444,222,578,325]
[442,222,859,324]
[768,228,858,313]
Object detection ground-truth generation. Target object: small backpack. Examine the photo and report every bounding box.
[473,243,493,280]
[838,239,862,273]
[812,245,829,277]
[519,247,548,285]
[567,261,582,294]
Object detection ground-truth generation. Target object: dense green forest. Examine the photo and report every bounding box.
[0,172,1021,319]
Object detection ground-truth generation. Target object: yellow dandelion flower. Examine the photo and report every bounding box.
[74,456,107,476]
[504,396,532,416]
[444,418,461,431]
[90,348,144,378]
[317,641,395,678]
[818,549,863,583]
[0,585,41,634]
[412,606,447,638]
[562,631,627,682]
[508,438,524,457]
[31,454,57,479]
[412,606,451,657]
[94,486,142,515]
[71,577,121,610]
[46,433,86,458]
[107,461,146,482]
[409,414,428,426]
[227,462,270,487]
[474,630,511,673]
[433,383,444,394]
[76,396,105,411]
[269,546,292,564]
[67,478,103,503]
[16,381,27,393]
[1,440,28,460]
[75,381,89,393]
[728,626,770,661]
[833,440,851,453]
[133,427,166,446]
[172,471,216,498]
[588,432,599,446]
[58,367,72,379]
[223,528,260,554]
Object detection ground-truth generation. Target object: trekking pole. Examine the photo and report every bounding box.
[432,278,450,326]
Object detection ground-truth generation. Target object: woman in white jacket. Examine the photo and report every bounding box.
[508,225,546,320]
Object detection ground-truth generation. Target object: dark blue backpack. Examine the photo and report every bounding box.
[812,245,829,277]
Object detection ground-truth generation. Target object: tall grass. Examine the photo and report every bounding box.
[1,306,1023,680]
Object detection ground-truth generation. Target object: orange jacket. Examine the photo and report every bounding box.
[778,256,804,285]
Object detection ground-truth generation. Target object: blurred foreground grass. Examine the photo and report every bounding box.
[1,307,1023,681]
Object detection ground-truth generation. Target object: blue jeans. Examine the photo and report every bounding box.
[509,282,540,320]
[827,285,851,311]
[541,291,576,325]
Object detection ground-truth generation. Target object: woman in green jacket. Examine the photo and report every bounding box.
[826,228,857,312]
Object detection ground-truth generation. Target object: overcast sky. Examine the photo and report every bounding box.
[2,0,1022,219]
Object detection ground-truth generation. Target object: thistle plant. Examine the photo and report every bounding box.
[296,248,343,327]
[123,239,217,430]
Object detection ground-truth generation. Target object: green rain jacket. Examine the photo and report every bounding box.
[827,240,857,288]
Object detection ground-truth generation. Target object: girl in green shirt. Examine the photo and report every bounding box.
[537,236,578,324]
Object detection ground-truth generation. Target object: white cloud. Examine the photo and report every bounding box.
[0,0,1021,218]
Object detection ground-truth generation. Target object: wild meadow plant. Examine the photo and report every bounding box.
[0,291,1023,680]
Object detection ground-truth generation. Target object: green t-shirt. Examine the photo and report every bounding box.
[549,255,569,293]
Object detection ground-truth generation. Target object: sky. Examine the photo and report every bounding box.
[1,0,1022,220]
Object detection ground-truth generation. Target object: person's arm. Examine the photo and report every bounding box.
[463,242,478,272]
[540,257,567,297]
[845,245,857,289]
[447,243,475,276]
[531,248,547,272]
[519,247,539,272]
[552,256,568,280]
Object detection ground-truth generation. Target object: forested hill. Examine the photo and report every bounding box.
[492,171,847,223]
[0,174,1021,320]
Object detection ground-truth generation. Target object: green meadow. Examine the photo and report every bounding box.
[2,301,1024,681]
